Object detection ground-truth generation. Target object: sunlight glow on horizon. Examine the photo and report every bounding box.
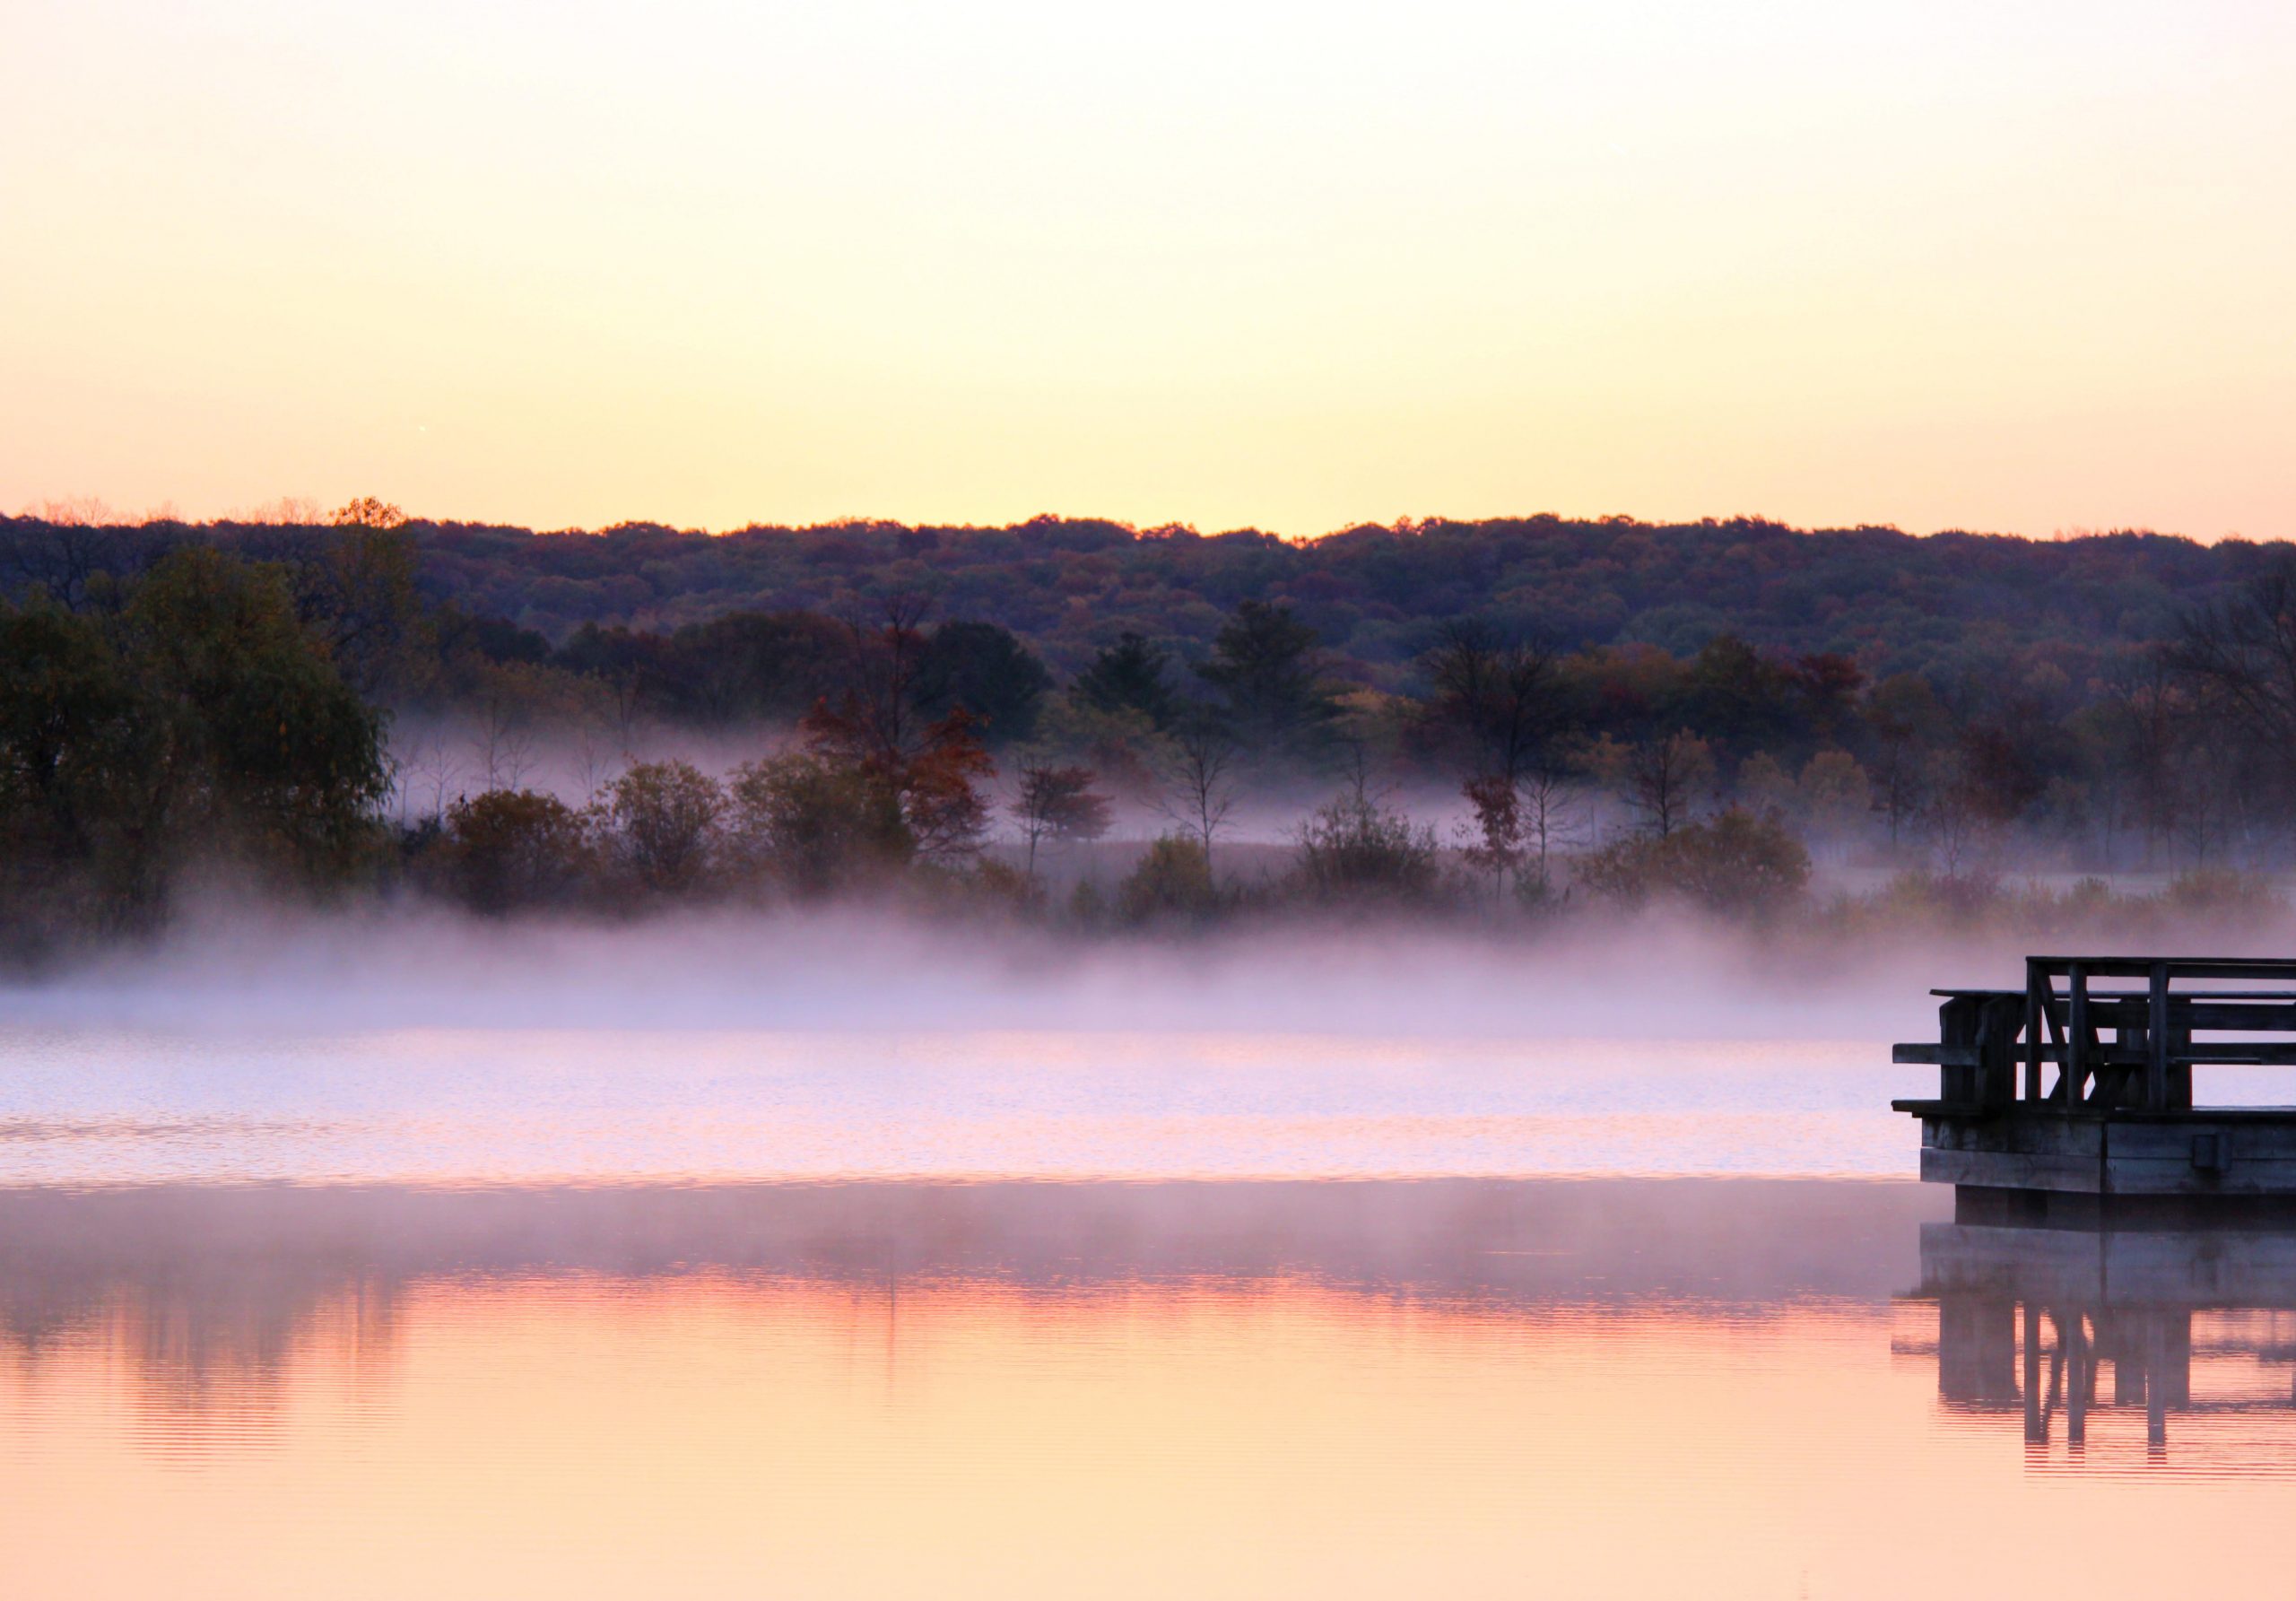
[5,0,2293,540]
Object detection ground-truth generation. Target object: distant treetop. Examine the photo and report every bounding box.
[0,509,2268,692]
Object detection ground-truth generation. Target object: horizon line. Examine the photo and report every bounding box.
[4,500,2274,550]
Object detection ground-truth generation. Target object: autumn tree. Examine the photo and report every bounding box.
[600,760,723,894]
[1458,771,1526,904]
[439,788,589,913]
[804,596,997,863]
[328,497,407,529]
[724,752,911,899]
[1424,620,1566,902]
[1010,763,1114,879]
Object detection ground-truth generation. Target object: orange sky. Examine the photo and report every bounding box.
[5,0,2292,538]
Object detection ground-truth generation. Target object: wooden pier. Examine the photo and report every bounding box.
[1893,957,2296,1212]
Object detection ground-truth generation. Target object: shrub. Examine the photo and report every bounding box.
[1118,834,1220,922]
[1067,877,1109,929]
[1576,807,1810,918]
[724,753,909,900]
[1290,792,1441,904]
[2157,867,2283,922]
[599,760,723,895]
[439,788,589,913]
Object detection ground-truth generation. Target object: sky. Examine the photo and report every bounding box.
[4,0,2292,538]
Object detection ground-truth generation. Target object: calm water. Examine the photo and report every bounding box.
[0,1024,1923,1183]
[6,1025,2296,1598]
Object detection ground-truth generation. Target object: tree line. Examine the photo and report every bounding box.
[7,509,2296,953]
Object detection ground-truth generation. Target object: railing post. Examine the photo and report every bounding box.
[2066,961,2088,1108]
[2147,961,2170,1113]
[2024,958,2044,1104]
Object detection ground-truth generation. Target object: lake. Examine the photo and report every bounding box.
[5,1023,2296,1598]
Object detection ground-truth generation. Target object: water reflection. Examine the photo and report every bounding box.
[0,1178,1932,1406]
[1912,1219,2296,1475]
[13,1179,2296,1600]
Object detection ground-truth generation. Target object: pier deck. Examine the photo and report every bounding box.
[1893,957,2296,1203]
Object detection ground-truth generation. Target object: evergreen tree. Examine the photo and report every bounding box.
[1074,631,1176,728]
[1195,601,1339,770]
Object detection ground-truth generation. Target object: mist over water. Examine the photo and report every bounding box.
[10,898,1979,1038]
[14,909,2296,1599]
[0,902,1935,1187]
[13,902,2296,1188]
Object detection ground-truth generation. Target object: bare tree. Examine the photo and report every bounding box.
[403,730,466,824]
[471,700,513,790]
[1422,620,1561,787]
[1601,730,1714,839]
[1918,747,2003,878]
[572,718,623,805]
[2173,554,2296,760]
[1424,620,1572,901]
[500,726,538,790]
[1518,760,1579,879]
[816,592,936,769]
[1153,715,1239,874]
[2169,565,2296,850]
[2098,648,2185,868]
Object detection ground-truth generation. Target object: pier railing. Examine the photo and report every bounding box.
[1894,957,2296,1115]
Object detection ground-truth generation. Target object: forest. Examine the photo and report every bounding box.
[4,502,2295,955]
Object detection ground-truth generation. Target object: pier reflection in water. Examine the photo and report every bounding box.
[1914,1215,2296,1473]
[7,1179,2296,1599]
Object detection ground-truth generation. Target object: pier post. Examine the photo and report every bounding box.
[2023,958,2044,1104]
[2066,962,2089,1107]
[2147,961,2170,1113]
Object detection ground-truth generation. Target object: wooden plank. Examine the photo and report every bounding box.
[2166,1043,2296,1066]
[1920,1147,2105,1192]
[2103,1118,2296,1196]
[1924,1114,2106,1157]
[1895,1044,1978,1066]
[2177,1002,2296,1029]
[1899,1040,2296,1068]
[2028,957,2296,979]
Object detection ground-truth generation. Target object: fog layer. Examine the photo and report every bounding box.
[2,896,2231,1042]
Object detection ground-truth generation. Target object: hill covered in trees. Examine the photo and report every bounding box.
[2,509,2260,689]
[5,505,2296,956]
